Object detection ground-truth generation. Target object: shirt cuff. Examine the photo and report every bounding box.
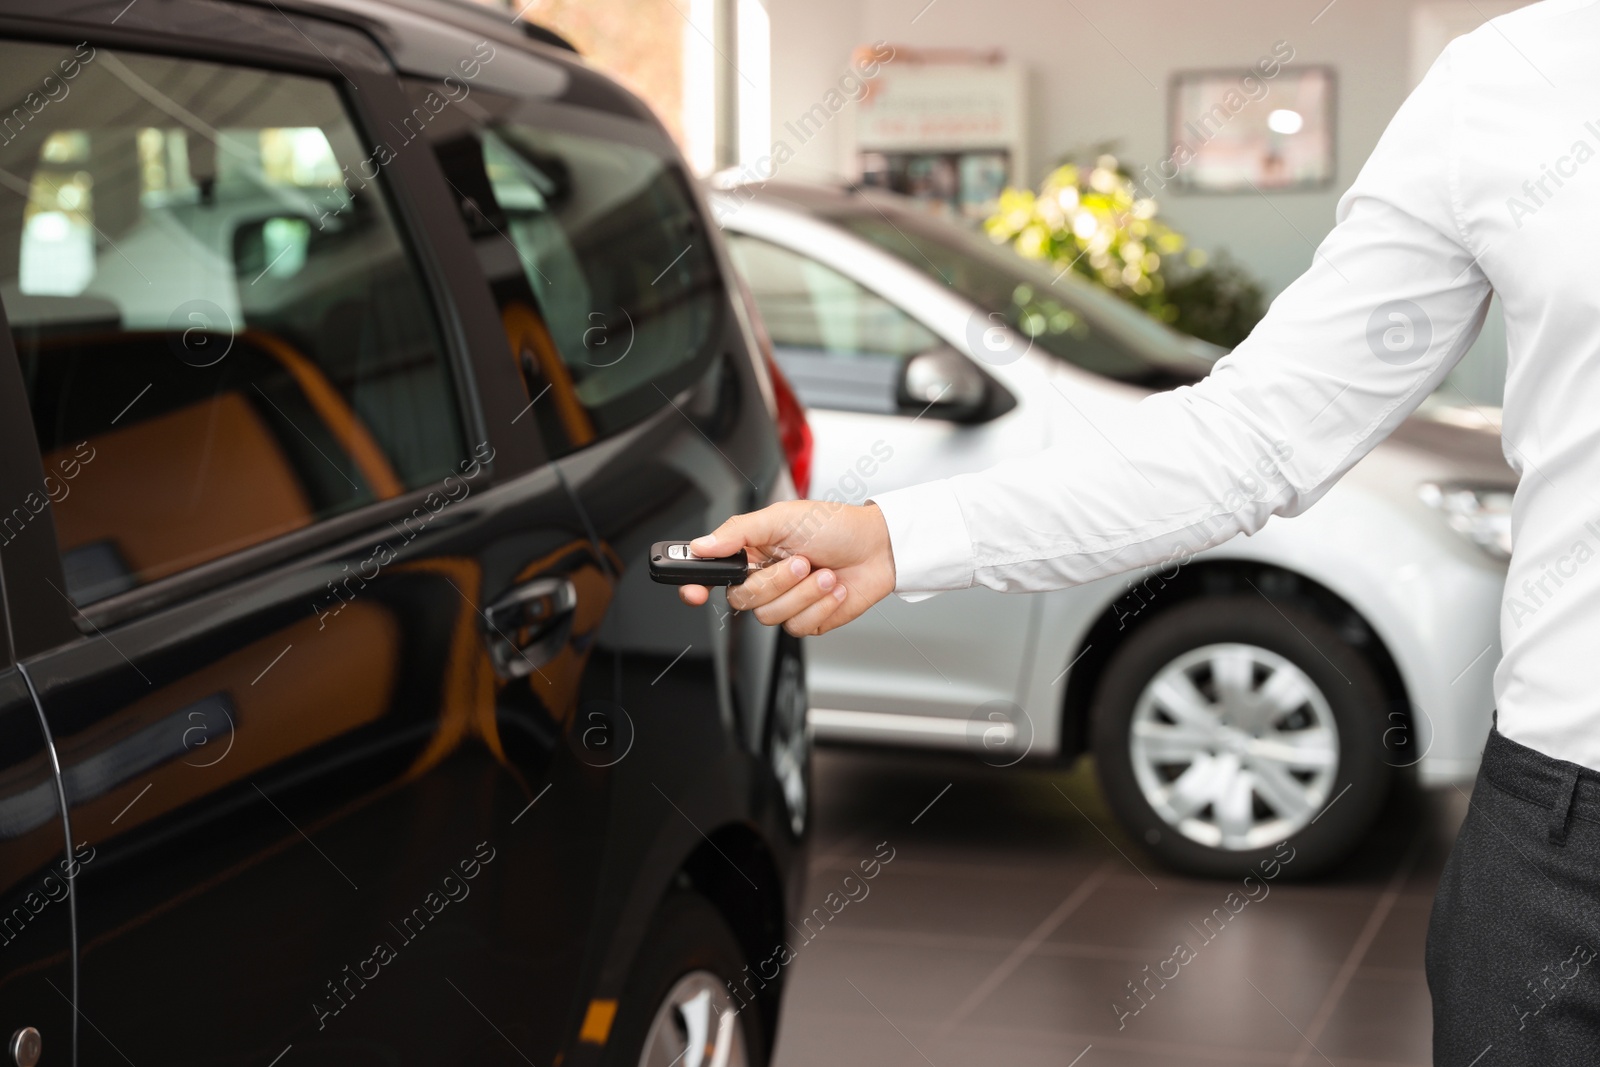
[870,480,975,597]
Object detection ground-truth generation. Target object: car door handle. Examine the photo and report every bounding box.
[482,577,578,679]
[9,1028,40,1067]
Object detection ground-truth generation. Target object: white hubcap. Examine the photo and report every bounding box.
[639,970,749,1067]
[1129,643,1338,851]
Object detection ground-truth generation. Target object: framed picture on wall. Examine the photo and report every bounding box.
[1168,66,1336,192]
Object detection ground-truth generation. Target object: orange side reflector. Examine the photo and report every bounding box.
[578,999,618,1045]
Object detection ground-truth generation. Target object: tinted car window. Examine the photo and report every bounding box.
[0,43,464,606]
[725,233,939,415]
[834,210,1208,388]
[414,83,722,457]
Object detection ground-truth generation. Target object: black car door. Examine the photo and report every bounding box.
[0,14,611,1066]
[0,382,74,1067]
[405,68,806,874]
[0,669,73,1067]
[404,64,810,1025]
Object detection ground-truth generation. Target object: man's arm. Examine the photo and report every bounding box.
[685,43,1492,635]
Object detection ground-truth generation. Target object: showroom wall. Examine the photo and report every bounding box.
[762,0,1532,402]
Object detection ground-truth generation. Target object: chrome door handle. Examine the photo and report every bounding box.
[10,1027,40,1067]
[482,577,578,679]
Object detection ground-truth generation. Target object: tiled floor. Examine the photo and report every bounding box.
[771,746,1467,1067]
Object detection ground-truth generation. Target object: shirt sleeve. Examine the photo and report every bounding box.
[872,44,1493,597]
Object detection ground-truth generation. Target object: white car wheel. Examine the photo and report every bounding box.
[1091,595,1395,878]
[639,971,751,1067]
[1129,643,1339,851]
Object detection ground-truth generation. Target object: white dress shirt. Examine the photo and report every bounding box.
[873,0,1600,770]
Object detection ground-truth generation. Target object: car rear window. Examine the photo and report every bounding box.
[411,81,724,458]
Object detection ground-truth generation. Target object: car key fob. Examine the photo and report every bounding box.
[650,541,752,586]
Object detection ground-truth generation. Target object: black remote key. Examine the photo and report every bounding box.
[649,541,755,586]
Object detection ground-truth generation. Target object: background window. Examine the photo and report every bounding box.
[0,43,465,606]
[724,233,940,415]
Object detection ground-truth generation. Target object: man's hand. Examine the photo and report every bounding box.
[678,500,896,637]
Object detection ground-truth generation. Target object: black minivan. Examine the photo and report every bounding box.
[0,2,811,1064]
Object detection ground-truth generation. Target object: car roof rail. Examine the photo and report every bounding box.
[518,20,579,53]
[387,0,580,55]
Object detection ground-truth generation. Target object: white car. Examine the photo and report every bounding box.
[714,179,1514,877]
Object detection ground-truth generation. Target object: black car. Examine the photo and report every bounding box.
[0,2,811,1064]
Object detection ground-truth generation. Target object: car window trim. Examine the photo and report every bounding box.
[0,9,387,82]
[0,21,521,652]
[379,82,549,477]
[0,330,47,665]
[73,472,492,632]
[339,65,502,476]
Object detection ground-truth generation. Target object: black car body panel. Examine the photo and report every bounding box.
[0,3,803,1064]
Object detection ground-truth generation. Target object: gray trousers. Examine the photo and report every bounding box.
[1428,728,1600,1064]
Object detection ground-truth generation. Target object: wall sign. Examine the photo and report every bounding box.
[853,50,1026,220]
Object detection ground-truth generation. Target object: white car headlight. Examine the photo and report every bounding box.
[1418,483,1513,561]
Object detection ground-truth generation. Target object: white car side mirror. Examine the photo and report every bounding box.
[898,347,988,422]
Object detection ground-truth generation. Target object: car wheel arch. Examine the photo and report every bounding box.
[1055,559,1415,770]
[672,823,790,1054]
[591,819,789,1058]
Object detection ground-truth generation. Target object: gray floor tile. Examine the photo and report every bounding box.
[774,748,1444,1067]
